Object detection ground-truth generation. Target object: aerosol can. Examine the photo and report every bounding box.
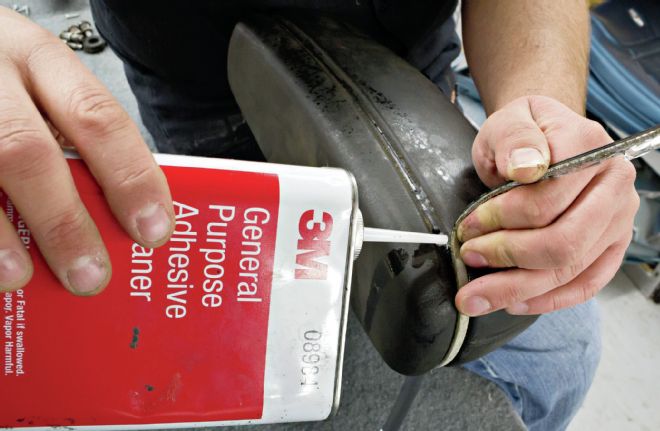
[0,153,446,430]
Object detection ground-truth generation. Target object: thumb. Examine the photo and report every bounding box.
[503,126,551,183]
[474,98,552,185]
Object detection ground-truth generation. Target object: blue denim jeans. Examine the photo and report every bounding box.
[463,300,601,431]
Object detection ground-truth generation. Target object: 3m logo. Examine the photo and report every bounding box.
[295,210,333,280]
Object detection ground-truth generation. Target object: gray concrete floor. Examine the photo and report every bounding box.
[569,271,660,431]
[4,1,660,430]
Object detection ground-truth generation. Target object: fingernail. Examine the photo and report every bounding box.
[0,250,28,286]
[507,302,529,315]
[66,255,108,295]
[510,147,546,170]
[461,250,489,267]
[136,203,172,244]
[508,148,547,181]
[461,296,491,316]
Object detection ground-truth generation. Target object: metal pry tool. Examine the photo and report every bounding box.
[454,124,660,228]
[539,124,660,179]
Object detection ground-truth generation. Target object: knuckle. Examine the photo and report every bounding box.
[580,120,611,150]
[551,262,582,287]
[472,137,490,168]
[40,206,90,248]
[0,117,42,154]
[550,267,566,287]
[23,35,67,71]
[499,121,540,146]
[0,117,55,179]
[608,160,639,211]
[499,284,526,307]
[550,294,569,313]
[0,12,49,56]
[521,194,543,223]
[541,241,563,267]
[615,159,637,184]
[494,243,517,267]
[111,158,156,191]
[559,235,582,266]
[472,137,499,182]
[68,85,129,136]
[577,278,600,304]
[519,189,555,227]
[543,229,581,267]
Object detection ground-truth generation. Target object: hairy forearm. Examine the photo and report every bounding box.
[462,0,590,115]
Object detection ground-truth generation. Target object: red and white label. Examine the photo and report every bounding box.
[1,159,279,427]
[0,154,356,430]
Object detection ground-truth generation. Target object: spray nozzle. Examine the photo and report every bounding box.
[353,211,448,260]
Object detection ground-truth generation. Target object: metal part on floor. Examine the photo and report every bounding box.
[59,19,106,53]
[11,3,29,15]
